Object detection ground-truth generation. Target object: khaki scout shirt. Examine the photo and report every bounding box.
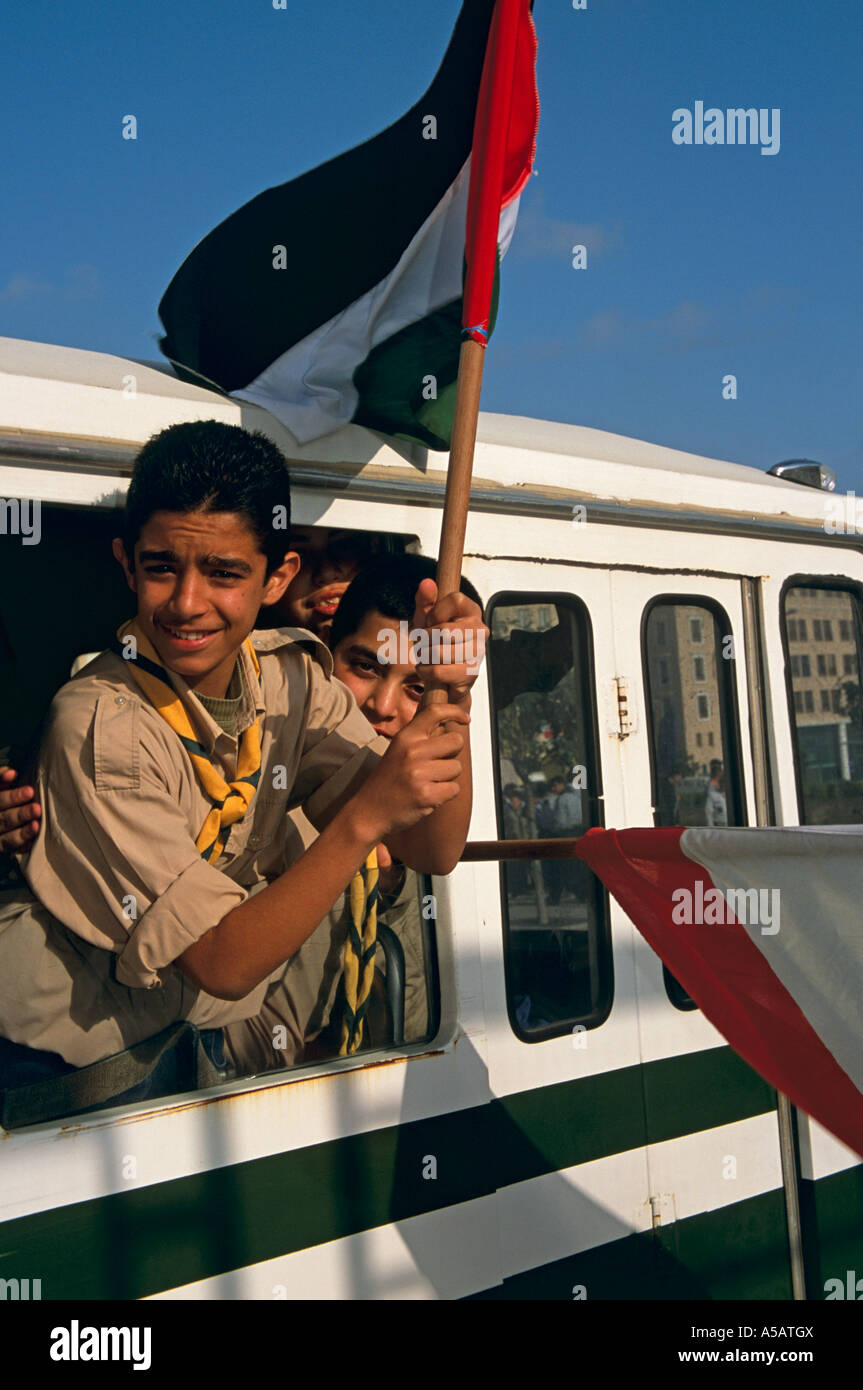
[0,628,387,1067]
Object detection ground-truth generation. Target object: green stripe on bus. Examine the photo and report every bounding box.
[0,1045,775,1300]
[466,1186,792,1300]
[496,1046,774,1183]
[799,1166,863,1299]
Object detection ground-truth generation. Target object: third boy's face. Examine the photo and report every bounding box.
[332,610,425,739]
[274,527,371,640]
[113,510,296,698]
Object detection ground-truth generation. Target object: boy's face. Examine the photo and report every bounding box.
[113,509,298,697]
[272,526,373,641]
[332,609,424,740]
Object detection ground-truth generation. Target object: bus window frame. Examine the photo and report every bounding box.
[779,574,863,826]
[486,589,614,1043]
[641,593,749,1014]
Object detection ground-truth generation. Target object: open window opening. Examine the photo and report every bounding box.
[0,510,444,1127]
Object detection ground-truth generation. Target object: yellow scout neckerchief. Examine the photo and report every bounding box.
[114,618,378,1034]
[112,619,262,864]
[339,849,379,1055]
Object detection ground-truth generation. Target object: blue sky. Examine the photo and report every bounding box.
[2,0,861,486]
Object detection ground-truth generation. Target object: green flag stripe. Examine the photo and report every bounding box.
[352,254,500,448]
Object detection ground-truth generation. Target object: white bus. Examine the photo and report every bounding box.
[0,335,860,1300]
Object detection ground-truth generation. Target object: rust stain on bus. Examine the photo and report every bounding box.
[46,1045,449,1137]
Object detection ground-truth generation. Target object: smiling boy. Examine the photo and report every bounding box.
[0,524,385,852]
[0,421,483,1073]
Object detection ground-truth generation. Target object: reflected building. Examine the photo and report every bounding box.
[648,606,723,776]
[784,587,863,783]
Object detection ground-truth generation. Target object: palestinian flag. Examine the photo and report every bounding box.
[158,0,538,450]
[574,826,863,1157]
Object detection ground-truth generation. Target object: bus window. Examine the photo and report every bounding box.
[782,583,863,824]
[642,598,747,1011]
[643,599,746,829]
[298,869,439,1061]
[488,595,612,1040]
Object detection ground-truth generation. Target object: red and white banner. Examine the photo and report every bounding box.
[574,826,863,1157]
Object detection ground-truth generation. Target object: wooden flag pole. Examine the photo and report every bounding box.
[460,837,582,861]
[423,334,487,707]
[419,0,535,704]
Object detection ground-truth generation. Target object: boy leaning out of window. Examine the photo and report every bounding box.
[0,421,486,1075]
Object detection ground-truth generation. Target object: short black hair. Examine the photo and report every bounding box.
[329,554,484,651]
[123,421,292,576]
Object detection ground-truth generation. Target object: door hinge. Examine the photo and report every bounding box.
[648,1193,675,1229]
[608,676,637,739]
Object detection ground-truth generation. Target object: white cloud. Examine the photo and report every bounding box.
[576,287,796,353]
[0,264,102,304]
[577,300,715,350]
[509,195,623,264]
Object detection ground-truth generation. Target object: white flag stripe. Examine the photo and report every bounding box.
[233,160,472,439]
[681,827,863,1097]
[234,160,519,443]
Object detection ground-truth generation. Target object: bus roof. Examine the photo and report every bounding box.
[0,335,835,527]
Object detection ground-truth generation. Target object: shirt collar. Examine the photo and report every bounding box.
[163,641,263,752]
[250,625,334,678]
[124,626,333,753]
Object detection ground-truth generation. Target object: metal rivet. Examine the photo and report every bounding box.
[115,696,126,707]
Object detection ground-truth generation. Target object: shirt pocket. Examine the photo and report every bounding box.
[92,694,140,791]
[240,788,290,853]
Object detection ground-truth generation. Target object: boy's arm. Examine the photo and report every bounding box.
[22,676,467,1005]
[20,640,472,1010]
[178,701,467,1000]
